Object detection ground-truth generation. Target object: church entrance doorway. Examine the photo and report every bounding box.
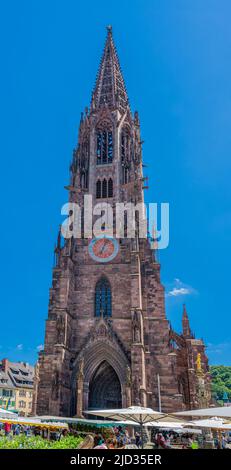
[88,360,122,410]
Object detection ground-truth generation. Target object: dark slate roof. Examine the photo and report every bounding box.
[0,370,15,390]
[0,361,34,390]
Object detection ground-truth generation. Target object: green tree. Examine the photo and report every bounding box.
[210,365,231,402]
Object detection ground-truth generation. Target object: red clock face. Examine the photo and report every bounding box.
[88,236,119,263]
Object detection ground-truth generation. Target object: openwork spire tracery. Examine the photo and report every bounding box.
[91,26,129,113]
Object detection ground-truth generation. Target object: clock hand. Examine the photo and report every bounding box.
[99,238,109,254]
[100,243,108,254]
[99,243,106,254]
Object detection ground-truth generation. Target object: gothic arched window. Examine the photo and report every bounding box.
[96,180,101,199]
[96,178,113,199]
[96,128,113,165]
[108,178,113,198]
[95,278,112,317]
[102,179,107,198]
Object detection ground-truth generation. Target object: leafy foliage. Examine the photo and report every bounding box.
[210,365,231,401]
[0,435,83,449]
[71,422,113,437]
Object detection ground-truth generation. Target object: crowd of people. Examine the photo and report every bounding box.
[1,421,230,449]
[77,426,201,449]
[151,429,229,449]
[0,422,30,437]
[77,426,231,449]
[0,421,68,440]
[151,430,199,449]
[77,425,134,449]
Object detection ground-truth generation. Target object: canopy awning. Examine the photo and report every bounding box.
[0,407,17,419]
[0,416,68,429]
[174,406,231,419]
[38,415,138,427]
[145,421,184,429]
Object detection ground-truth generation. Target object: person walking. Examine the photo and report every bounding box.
[135,432,141,448]
[4,422,11,436]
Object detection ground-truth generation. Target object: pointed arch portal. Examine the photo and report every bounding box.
[88,361,122,410]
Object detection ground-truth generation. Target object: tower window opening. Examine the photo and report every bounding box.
[96,180,101,198]
[102,131,107,164]
[97,133,102,165]
[96,178,113,199]
[107,132,113,162]
[96,130,113,164]
[95,278,112,317]
[108,178,113,198]
[102,179,107,198]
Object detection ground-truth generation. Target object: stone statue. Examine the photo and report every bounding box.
[134,325,140,343]
[132,309,141,343]
[51,369,60,400]
[98,324,107,337]
[196,353,202,373]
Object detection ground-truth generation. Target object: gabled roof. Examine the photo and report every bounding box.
[0,360,34,390]
[0,370,15,390]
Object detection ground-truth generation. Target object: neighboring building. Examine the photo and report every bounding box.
[36,27,211,417]
[0,364,16,412]
[0,359,34,416]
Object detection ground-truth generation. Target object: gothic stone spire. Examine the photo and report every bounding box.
[91,26,129,114]
[182,303,192,338]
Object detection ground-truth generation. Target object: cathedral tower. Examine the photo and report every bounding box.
[36,27,210,416]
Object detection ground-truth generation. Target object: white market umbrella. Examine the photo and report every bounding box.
[174,406,231,419]
[184,418,231,430]
[0,408,16,419]
[146,421,202,434]
[85,406,166,448]
[145,421,184,429]
[86,406,165,424]
[175,428,202,435]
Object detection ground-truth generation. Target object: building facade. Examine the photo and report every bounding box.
[0,359,34,416]
[36,27,211,417]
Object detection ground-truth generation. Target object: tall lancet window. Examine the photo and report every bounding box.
[95,278,112,317]
[108,178,113,197]
[96,123,113,165]
[96,180,101,199]
[102,178,107,198]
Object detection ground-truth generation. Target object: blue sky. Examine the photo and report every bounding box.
[0,0,230,366]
